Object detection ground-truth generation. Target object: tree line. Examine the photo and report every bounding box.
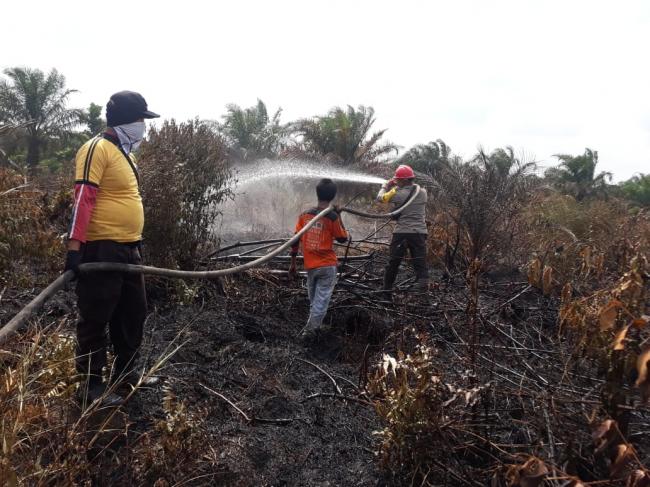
[0,66,648,206]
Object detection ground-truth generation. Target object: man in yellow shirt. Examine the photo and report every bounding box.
[65,91,159,405]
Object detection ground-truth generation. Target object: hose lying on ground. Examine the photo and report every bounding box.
[0,185,421,345]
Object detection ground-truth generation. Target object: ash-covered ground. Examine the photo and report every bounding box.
[4,252,637,486]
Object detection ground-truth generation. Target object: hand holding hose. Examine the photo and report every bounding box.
[288,255,298,279]
[64,250,81,276]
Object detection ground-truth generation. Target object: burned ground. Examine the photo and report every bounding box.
[2,255,649,486]
[133,275,382,486]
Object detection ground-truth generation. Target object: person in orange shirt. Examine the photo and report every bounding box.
[289,179,348,339]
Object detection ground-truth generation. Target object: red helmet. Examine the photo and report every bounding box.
[394,164,415,179]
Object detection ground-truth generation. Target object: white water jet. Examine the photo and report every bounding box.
[234,159,386,188]
[216,158,390,243]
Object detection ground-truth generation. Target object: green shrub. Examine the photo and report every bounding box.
[620,173,650,207]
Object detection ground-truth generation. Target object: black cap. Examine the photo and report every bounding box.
[316,178,337,202]
[106,90,160,127]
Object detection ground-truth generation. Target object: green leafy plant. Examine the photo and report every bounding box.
[545,148,612,201]
[397,139,452,178]
[81,102,106,137]
[620,173,650,207]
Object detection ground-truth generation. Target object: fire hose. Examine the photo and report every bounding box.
[0,186,421,345]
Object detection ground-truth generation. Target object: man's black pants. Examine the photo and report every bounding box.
[76,240,147,384]
[383,233,429,290]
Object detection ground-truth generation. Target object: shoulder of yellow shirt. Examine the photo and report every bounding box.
[75,137,136,184]
[76,136,136,163]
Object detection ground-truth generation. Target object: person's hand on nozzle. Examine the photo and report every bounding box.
[384,178,397,190]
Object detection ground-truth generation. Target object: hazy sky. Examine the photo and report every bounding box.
[4,0,649,180]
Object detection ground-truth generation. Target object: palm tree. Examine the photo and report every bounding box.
[545,148,612,201]
[292,105,398,166]
[81,102,105,136]
[219,99,287,161]
[0,121,32,171]
[0,67,83,167]
[482,146,521,177]
[397,139,451,178]
[620,173,650,207]
[436,147,537,263]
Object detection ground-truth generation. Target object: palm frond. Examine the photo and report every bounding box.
[545,148,610,201]
[291,104,392,166]
[0,67,82,165]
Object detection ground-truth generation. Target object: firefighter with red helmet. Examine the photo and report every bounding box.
[376,164,429,295]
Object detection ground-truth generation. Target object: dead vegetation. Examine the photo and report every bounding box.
[0,316,221,485]
[0,146,649,486]
[138,119,234,270]
[0,167,69,288]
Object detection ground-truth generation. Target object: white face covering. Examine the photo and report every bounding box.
[114,121,146,153]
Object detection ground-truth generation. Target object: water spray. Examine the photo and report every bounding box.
[233,159,386,187]
[220,158,389,242]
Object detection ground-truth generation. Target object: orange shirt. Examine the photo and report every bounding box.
[292,208,348,270]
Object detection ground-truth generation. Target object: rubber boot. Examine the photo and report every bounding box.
[78,377,123,408]
[110,371,160,392]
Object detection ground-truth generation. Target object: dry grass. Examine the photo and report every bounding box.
[368,333,491,485]
[0,318,220,486]
[0,168,66,287]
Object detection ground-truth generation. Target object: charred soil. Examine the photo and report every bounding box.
[2,262,649,486]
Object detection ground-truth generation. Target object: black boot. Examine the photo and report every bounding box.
[109,369,160,393]
[78,377,123,408]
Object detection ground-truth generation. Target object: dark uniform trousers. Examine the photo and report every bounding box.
[383,233,429,290]
[76,240,147,384]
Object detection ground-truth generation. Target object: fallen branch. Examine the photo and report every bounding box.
[200,383,296,426]
[213,254,372,262]
[0,271,74,345]
[297,358,342,395]
[301,392,372,406]
[485,284,532,317]
[200,383,251,421]
[0,183,30,197]
[252,417,295,425]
